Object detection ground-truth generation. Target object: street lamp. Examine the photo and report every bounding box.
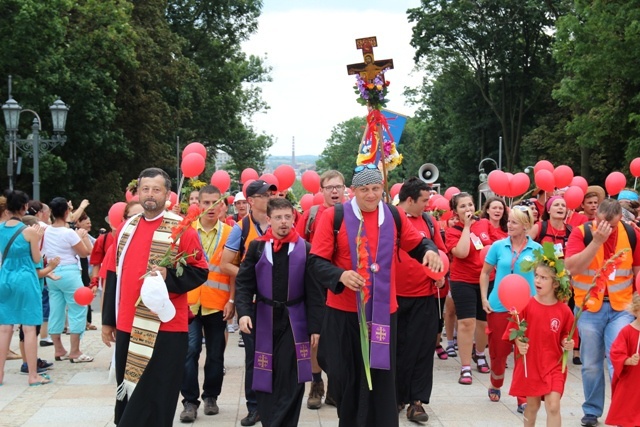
[478,157,499,208]
[524,165,535,174]
[2,93,69,201]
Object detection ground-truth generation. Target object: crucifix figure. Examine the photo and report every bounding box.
[346,36,394,82]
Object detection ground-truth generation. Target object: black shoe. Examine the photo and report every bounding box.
[39,338,53,347]
[240,410,260,426]
[580,414,598,427]
[573,356,582,365]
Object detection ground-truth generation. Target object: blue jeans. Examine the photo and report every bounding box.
[577,302,633,417]
[181,310,227,405]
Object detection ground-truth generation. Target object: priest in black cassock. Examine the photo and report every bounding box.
[102,168,209,427]
[236,198,324,427]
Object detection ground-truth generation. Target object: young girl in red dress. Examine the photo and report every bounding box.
[507,246,574,427]
[605,293,640,427]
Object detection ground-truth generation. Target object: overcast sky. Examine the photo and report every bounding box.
[242,0,425,157]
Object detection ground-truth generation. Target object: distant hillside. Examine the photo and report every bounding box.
[266,155,319,169]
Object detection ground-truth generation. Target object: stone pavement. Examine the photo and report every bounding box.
[0,299,610,426]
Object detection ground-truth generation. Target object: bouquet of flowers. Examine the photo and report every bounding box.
[353,70,390,111]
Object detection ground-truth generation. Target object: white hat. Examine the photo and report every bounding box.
[140,274,176,322]
[233,192,246,203]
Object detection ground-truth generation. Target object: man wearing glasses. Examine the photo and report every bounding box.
[235,198,324,426]
[309,164,443,427]
[220,179,276,426]
[296,170,345,409]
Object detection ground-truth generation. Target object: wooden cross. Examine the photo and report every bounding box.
[346,36,394,82]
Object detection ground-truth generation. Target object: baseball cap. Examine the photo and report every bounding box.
[233,192,246,203]
[246,180,277,198]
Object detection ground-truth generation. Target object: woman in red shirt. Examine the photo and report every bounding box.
[445,192,493,385]
[480,197,508,242]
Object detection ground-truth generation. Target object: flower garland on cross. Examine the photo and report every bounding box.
[346,36,402,199]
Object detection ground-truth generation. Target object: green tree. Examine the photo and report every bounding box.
[553,0,640,182]
[317,117,366,185]
[408,0,562,170]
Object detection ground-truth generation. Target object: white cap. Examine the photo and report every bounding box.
[233,192,246,203]
[140,274,176,323]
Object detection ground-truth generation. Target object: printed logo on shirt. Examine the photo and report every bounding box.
[550,318,560,333]
[419,231,426,238]
[480,232,489,241]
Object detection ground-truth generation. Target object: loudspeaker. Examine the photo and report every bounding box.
[418,163,439,184]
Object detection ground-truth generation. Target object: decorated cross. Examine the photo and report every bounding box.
[375,325,387,342]
[257,354,269,369]
[346,36,394,83]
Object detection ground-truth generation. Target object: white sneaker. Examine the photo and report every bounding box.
[227,324,235,333]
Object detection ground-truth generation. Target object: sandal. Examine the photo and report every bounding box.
[435,345,449,360]
[55,353,70,361]
[488,388,501,402]
[458,368,472,385]
[475,355,490,374]
[445,345,457,357]
[70,354,93,363]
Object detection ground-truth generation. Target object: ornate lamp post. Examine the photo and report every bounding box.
[477,157,499,208]
[2,83,69,200]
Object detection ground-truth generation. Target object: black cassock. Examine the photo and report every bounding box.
[235,239,324,427]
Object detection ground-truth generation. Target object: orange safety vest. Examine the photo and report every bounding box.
[571,222,634,312]
[187,221,232,311]
[235,215,260,264]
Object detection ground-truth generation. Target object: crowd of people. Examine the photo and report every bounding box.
[2,165,640,427]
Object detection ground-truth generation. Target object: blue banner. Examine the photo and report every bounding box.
[381,109,408,145]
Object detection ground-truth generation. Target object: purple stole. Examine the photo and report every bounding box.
[252,237,312,393]
[344,201,394,370]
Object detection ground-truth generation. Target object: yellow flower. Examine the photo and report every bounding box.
[376,84,383,91]
[549,261,555,267]
[557,270,565,278]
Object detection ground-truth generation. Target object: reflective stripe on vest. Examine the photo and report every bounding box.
[571,222,634,312]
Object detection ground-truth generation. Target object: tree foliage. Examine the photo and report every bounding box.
[0,0,270,229]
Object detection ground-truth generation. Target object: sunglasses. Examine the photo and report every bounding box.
[354,164,379,173]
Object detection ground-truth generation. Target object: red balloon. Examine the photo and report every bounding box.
[444,186,461,201]
[74,287,94,306]
[131,194,139,202]
[570,176,588,194]
[497,274,532,313]
[534,170,555,192]
[273,165,296,190]
[426,249,450,280]
[553,165,574,189]
[181,152,206,178]
[487,170,509,196]
[301,170,321,193]
[182,142,207,159]
[210,170,231,193]
[240,168,259,184]
[631,158,640,178]
[108,202,127,229]
[509,172,530,197]
[168,191,178,209]
[605,171,627,196]
[534,160,554,175]
[125,189,134,202]
[242,179,255,196]
[390,183,403,199]
[313,192,324,206]
[432,196,450,211]
[563,186,585,210]
[260,173,280,191]
[479,245,490,264]
[300,194,314,212]
[226,195,234,206]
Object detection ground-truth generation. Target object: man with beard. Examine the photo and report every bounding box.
[236,198,324,426]
[102,168,209,427]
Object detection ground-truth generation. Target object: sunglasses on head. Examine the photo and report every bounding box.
[512,205,530,212]
[354,164,379,173]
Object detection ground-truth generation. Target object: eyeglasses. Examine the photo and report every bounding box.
[322,185,345,192]
[354,164,378,173]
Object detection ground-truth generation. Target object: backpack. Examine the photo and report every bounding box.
[583,220,637,252]
[421,212,435,239]
[536,221,573,245]
[333,203,402,257]
[238,215,252,260]
[304,205,321,238]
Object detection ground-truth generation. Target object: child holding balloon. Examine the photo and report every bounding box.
[507,243,574,427]
[605,293,640,427]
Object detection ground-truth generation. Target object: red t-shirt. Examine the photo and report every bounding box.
[536,222,569,248]
[90,232,114,267]
[445,220,493,283]
[310,205,424,313]
[296,204,329,243]
[395,208,447,297]
[506,298,573,397]
[565,211,589,228]
[106,215,208,333]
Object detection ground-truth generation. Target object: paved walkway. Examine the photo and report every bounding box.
[0,299,610,426]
